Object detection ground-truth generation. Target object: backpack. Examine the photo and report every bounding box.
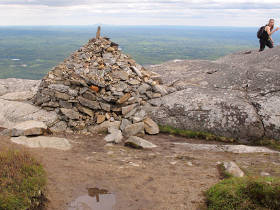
[257,26,266,39]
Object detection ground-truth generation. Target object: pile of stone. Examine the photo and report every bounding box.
[32,27,163,143]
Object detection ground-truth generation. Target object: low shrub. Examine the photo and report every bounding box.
[159,125,234,142]
[0,149,47,210]
[256,139,280,151]
[206,176,280,210]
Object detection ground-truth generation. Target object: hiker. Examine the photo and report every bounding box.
[258,19,280,52]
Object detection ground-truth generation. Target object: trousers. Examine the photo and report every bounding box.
[259,39,273,51]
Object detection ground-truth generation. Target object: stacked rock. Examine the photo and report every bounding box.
[32,28,165,138]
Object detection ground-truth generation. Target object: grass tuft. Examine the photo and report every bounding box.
[0,149,47,210]
[159,125,235,142]
[255,139,280,151]
[206,176,280,210]
[217,163,234,179]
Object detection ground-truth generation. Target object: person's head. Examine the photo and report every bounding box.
[268,19,275,30]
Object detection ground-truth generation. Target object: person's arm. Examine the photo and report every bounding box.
[266,26,280,36]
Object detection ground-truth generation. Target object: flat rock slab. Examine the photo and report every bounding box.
[9,120,47,137]
[11,136,72,151]
[0,78,40,96]
[125,136,157,149]
[0,91,35,101]
[0,99,58,129]
[173,143,278,154]
[147,47,280,141]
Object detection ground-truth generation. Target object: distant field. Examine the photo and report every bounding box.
[0,26,279,80]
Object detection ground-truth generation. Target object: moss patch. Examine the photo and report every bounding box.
[217,163,234,179]
[159,125,235,142]
[206,176,280,210]
[255,139,280,152]
[0,149,47,210]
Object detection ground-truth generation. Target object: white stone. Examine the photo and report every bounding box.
[104,129,123,144]
[222,161,245,177]
[260,172,270,176]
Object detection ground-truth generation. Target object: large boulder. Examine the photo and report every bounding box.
[147,46,280,141]
[9,120,47,137]
[148,88,263,140]
[0,99,58,129]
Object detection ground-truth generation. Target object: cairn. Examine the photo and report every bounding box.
[32,27,166,139]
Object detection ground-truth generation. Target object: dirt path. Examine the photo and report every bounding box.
[1,133,280,210]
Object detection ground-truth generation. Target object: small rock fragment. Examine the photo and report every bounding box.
[120,119,132,131]
[222,161,244,177]
[104,128,123,143]
[125,136,157,149]
[117,93,131,104]
[90,85,99,92]
[97,115,106,124]
[144,118,159,134]
[88,121,121,133]
[60,108,80,120]
[123,122,145,137]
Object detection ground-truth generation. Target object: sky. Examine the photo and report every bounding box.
[0,0,280,26]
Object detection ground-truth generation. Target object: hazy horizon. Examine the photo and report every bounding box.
[1,0,280,27]
[2,25,279,80]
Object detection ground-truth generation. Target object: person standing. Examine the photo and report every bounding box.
[259,19,279,52]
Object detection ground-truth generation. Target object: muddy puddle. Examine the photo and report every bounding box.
[68,188,116,210]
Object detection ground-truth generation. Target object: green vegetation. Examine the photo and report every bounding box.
[159,125,235,142]
[206,176,280,210]
[256,139,280,151]
[217,163,235,179]
[0,149,47,210]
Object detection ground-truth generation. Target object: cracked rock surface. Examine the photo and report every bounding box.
[147,47,280,141]
[0,46,279,141]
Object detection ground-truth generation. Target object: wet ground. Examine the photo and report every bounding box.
[68,187,116,210]
[0,133,280,210]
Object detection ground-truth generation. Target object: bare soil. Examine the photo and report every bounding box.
[1,133,280,210]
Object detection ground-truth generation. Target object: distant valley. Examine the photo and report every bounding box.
[0,25,279,80]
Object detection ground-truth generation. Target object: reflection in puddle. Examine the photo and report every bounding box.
[68,188,116,210]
